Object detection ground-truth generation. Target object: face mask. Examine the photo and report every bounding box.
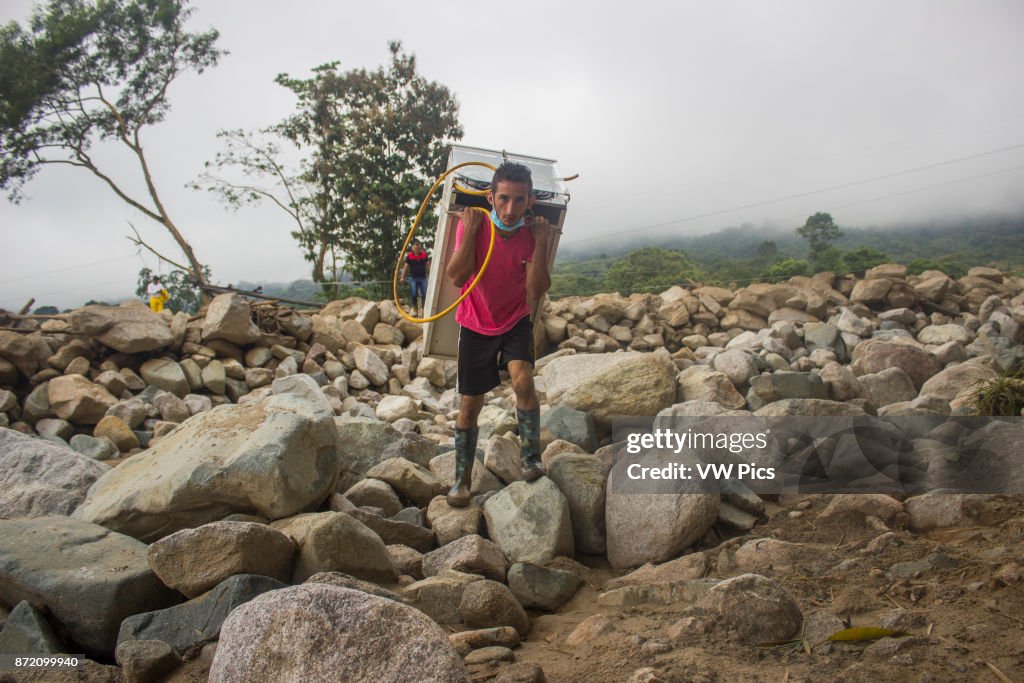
[490,209,525,232]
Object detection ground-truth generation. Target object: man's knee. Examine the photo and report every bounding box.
[508,362,535,398]
[457,395,485,427]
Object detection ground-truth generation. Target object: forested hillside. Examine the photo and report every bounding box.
[551,214,1024,297]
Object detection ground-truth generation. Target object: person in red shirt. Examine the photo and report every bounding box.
[400,239,430,317]
[444,161,555,507]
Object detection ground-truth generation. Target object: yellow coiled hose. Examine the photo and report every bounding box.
[393,161,497,324]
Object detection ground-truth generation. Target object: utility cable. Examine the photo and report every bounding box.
[562,142,1024,247]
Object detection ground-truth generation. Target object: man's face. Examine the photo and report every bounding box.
[412,243,423,254]
[488,180,535,227]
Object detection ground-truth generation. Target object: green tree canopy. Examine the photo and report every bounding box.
[604,247,703,296]
[796,211,842,257]
[762,258,810,281]
[272,42,463,293]
[843,246,889,274]
[0,0,223,285]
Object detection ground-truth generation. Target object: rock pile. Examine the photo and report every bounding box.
[0,264,1022,680]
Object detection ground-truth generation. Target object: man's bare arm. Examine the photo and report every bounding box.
[447,210,483,287]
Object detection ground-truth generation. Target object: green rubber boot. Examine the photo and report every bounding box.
[446,426,478,507]
[517,407,546,481]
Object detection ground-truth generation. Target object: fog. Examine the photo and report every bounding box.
[2,0,1023,308]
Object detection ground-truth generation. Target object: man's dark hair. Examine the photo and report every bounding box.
[491,161,532,193]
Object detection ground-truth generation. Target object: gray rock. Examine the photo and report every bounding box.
[344,478,403,517]
[75,386,341,542]
[68,434,118,460]
[147,521,296,598]
[305,571,405,602]
[696,573,801,643]
[507,563,580,611]
[202,360,227,395]
[347,508,436,553]
[208,584,467,682]
[152,391,189,423]
[0,428,109,517]
[334,417,406,491]
[0,331,52,379]
[605,453,719,569]
[749,371,828,403]
[365,457,444,506]
[484,434,524,484]
[202,294,261,345]
[354,346,389,386]
[402,570,484,624]
[118,574,286,656]
[484,480,574,564]
[851,339,941,390]
[857,367,918,408]
[69,303,173,354]
[753,399,868,416]
[139,358,189,398]
[272,511,398,583]
[542,352,677,431]
[0,516,178,657]
[426,496,485,546]
[47,374,118,424]
[114,639,179,683]
[676,365,747,410]
[459,579,530,637]
[712,349,759,388]
[547,454,608,555]
[33,418,73,441]
[0,601,64,655]
[540,404,598,452]
[422,535,507,582]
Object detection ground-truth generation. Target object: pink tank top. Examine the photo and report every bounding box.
[453,217,535,335]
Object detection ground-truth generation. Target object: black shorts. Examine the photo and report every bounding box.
[457,315,534,396]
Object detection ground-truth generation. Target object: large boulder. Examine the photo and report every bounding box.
[117,574,286,657]
[271,512,398,584]
[729,284,800,318]
[75,382,341,542]
[0,331,52,378]
[47,375,118,424]
[696,574,801,643]
[605,452,719,569]
[208,584,467,682]
[139,358,190,398]
[334,417,407,491]
[547,454,608,555]
[542,352,676,431]
[0,516,178,657]
[69,302,173,354]
[0,428,109,518]
[918,361,998,407]
[677,365,747,409]
[483,479,574,564]
[850,338,941,390]
[147,521,296,598]
[202,294,261,345]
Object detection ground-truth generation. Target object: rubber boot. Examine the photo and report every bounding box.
[446,426,478,507]
[517,407,545,481]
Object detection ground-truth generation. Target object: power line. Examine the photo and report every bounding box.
[0,254,137,285]
[561,142,1024,247]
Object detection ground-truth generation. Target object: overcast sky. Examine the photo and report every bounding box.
[2,0,1023,310]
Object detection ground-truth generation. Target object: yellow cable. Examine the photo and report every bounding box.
[393,161,497,324]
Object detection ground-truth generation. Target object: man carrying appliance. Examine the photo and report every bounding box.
[444,161,555,507]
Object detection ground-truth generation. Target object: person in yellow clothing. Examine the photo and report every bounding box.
[146,275,169,313]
